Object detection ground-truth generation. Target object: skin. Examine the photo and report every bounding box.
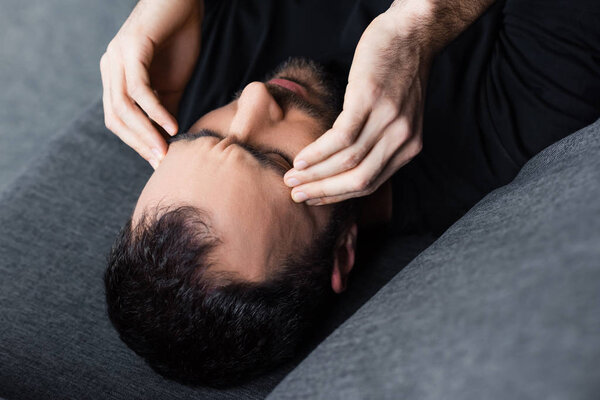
[100,0,204,168]
[285,0,495,205]
[132,62,377,291]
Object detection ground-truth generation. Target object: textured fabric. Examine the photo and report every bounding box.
[267,118,600,400]
[0,101,434,398]
[389,0,600,235]
[0,0,135,191]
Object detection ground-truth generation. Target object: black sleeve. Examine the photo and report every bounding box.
[389,0,600,236]
[484,0,600,158]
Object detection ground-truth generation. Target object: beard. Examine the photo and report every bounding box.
[263,57,347,130]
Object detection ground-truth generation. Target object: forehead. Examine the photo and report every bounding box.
[133,137,317,282]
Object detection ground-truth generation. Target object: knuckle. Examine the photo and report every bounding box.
[114,103,130,122]
[381,98,400,119]
[411,140,423,157]
[309,187,327,199]
[308,149,324,162]
[137,151,151,162]
[407,146,418,158]
[342,151,361,170]
[105,40,117,55]
[104,115,113,130]
[113,102,125,120]
[123,33,144,50]
[128,82,142,99]
[352,172,372,192]
[128,142,149,160]
[143,96,160,115]
[364,83,382,103]
[99,53,107,69]
[316,190,329,199]
[140,151,152,162]
[391,126,409,145]
[113,96,132,117]
[339,130,356,147]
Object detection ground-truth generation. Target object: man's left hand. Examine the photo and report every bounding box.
[283,6,432,205]
[284,0,495,205]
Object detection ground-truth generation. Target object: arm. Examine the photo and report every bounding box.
[388,0,496,54]
[100,0,204,169]
[284,0,495,205]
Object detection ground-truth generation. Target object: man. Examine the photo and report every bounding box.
[105,57,369,388]
[103,0,600,388]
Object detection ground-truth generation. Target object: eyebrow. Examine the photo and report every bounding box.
[168,129,294,175]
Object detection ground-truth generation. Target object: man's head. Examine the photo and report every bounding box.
[104,58,359,386]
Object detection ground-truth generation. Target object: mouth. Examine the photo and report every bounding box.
[266,78,310,102]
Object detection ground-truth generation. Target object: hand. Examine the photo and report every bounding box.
[100,0,203,169]
[283,7,433,205]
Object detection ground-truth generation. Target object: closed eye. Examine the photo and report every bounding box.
[169,130,293,177]
[267,153,292,174]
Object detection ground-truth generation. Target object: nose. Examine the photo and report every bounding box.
[228,82,283,140]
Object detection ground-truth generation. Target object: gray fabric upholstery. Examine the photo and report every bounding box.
[0,101,274,399]
[0,100,434,399]
[267,118,600,400]
[0,0,135,192]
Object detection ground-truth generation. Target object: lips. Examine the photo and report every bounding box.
[267,78,309,101]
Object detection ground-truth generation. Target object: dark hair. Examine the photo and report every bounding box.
[104,203,351,387]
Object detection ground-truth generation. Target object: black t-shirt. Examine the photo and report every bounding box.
[178,0,600,236]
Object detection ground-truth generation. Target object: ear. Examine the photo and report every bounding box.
[331,223,358,294]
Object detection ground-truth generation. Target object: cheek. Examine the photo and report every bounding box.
[188,103,237,133]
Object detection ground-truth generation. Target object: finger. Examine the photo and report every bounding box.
[109,56,168,160]
[293,92,370,170]
[101,54,159,165]
[290,116,412,203]
[308,136,422,205]
[100,53,113,128]
[285,98,401,186]
[286,141,371,187]
[104,96,162,169]
[124,55,178,136]
[102,59,154,164]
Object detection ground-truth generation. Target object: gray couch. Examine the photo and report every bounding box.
[0,99,598,399]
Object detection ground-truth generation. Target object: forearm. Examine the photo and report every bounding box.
[125,0,204,44]
[387,0,496,56]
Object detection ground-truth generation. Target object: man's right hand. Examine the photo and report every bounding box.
[100,0,204,169]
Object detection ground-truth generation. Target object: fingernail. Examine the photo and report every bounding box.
[149,158,159,170]
[292,191,308,202]
[164,124,177,136]
[151,147,164,161]
[285,177,300,187]
[295,159,307,170]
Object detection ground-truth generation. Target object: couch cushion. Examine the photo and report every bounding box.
[0,100,434,399]
[0,101,275,399]
[267,118,600,400]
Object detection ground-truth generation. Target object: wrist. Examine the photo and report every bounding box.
[388,0,435,26]
[383,0,438,60]
[385,0,495,57]
[126,0,202,44]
